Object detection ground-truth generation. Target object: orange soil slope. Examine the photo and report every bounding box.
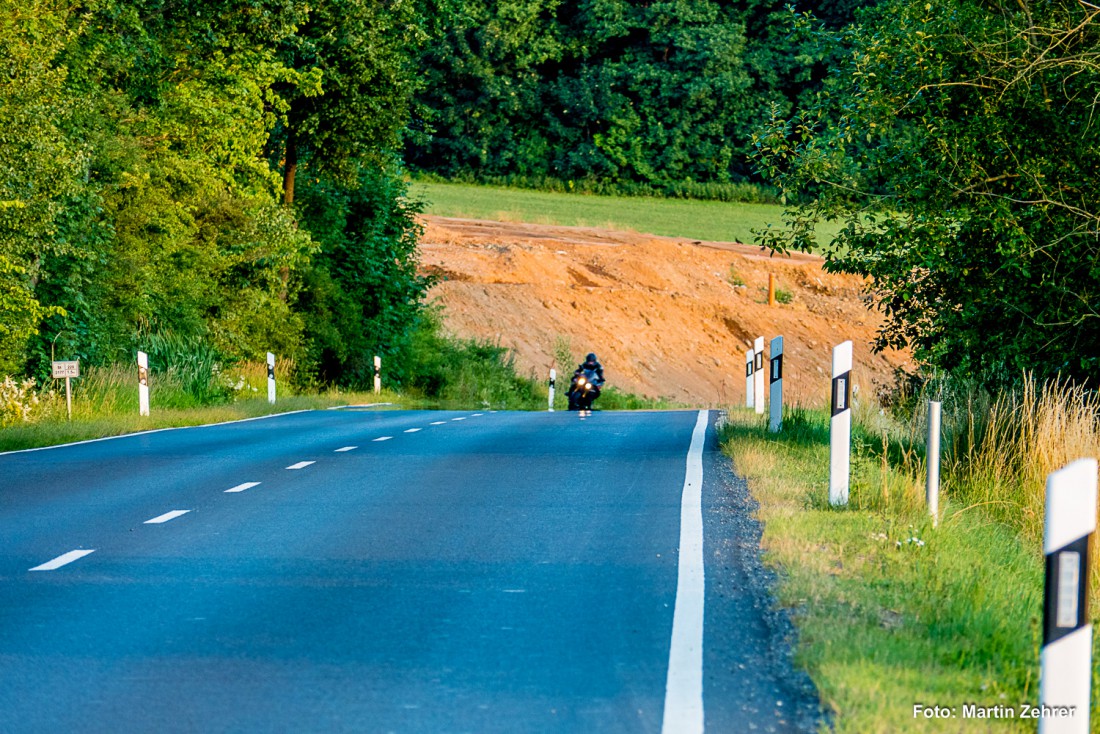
[419,216,913,406]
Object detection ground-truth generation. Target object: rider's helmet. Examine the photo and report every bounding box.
[585,353,598,365]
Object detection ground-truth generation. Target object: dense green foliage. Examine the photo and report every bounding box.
[0,0,437,389]
[407,0,874,196]
[753,0,1100,385]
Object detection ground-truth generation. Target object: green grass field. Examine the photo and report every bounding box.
[410,180,840,247]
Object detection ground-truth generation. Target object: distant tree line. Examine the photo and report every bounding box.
[0,0,439,387]
[407,0,875,199]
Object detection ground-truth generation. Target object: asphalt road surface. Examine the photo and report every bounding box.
[0,408,821,733]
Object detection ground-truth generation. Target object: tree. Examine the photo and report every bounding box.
[752,0,1100,384]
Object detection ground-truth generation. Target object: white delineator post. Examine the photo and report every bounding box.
[744,348,754,409]
[769,336,783,432]
[829,341,853,506]
[1039,458,1097,734]
[137,350,150,417]
[266,352,276,405]
[926,400,942,526]
[548,368,556,412]
[373,355,382,395]
[753,336,765,415]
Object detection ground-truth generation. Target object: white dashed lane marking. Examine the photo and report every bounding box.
[145,510,191,525]
[334,446,358,452]
[451,417,466,422]
[30,549,95,572]
[429,421,446,425]
[225,482,261,493]
[404,428,422,433]
[286,461,316,470]
[373,437,393,442]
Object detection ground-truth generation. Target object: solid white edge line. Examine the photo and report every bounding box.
[0,409,315,457]
[144,510,191,525]
[334,446,358,452]
[661,409,708,734]
[30,549,95,571]
[286,461,316,470]
[326,403,394,410]
[225,481,261,493]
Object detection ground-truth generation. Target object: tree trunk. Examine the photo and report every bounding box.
[282,131,298,206]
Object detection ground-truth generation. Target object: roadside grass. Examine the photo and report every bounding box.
[720,401,1100,733]
[0,392,399,454]
[411,180,840,250]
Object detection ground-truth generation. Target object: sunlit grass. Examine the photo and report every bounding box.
[411,180,840,249]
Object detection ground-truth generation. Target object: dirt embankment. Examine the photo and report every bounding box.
[418,215,913,406]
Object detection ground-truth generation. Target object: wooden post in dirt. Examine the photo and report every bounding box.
[829,341,853,506]
[768,274,777,307]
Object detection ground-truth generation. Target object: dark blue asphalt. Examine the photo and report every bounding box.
[0,408,820,733]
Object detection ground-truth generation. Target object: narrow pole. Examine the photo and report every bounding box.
[373,355,382,395]
[138,350,150,417]
[768,274,776,307]
[829,341,853,506]
[65,377,72,421]
[744,348,754,409]
[753,336,765,416]
[926,400,941,526]
[548,368,556,412]
[769,336,783,432]
[1039,458,1096,734]
[267,352,276,405]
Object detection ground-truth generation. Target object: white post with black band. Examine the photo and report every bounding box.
[267,352,276,405]
[769,336,783,433]
[829,340,853,506]
[753,336,765,416]
[1039,458,1096,734]
[745,348,754,410]
[374,355,382,394]
[548,368,556,412]
[137,350,150,417]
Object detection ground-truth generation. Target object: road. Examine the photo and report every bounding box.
[0,408,820,733]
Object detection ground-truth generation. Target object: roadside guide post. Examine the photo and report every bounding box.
[745,348,754,409]
[374,355,382,395]
[137,350,150,417]
[769,336,783,432]
[754,336,765,415]
[829,341,853,506]
[51,359,80,421]
[1039,458,1096,734]
[548,368,556,412]
[926,400,942,526]
[267,352,276,405]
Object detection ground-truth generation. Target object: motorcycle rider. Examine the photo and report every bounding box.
[569,352,605,410]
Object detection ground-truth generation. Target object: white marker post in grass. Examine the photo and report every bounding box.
[267,352,276,405]
[548,368,556,412]
[829,340,853,506]
[926,400,942,526]
[744,348,754,409]
[373,355,382,395]
[753,336,766,416]
[1039,458,1097,734]
[769,336,783,433]
[137,350,150,417]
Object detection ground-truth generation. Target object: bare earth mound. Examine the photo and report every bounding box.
[419,215,913,406]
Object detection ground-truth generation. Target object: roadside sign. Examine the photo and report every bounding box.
[52,360,80,379]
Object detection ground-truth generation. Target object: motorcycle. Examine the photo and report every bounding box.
[567,368,602,411]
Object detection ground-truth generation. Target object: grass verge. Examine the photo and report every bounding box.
[411,180,840,249]
[720,404,1100,733]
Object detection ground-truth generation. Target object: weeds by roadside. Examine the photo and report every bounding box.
[721,386,1100,733]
